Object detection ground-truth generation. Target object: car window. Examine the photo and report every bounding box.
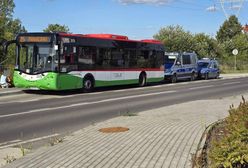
[182,55,191,64]
[213,62,218,68]
[198,62,209,68]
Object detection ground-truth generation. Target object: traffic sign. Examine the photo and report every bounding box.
[232,49,238,56]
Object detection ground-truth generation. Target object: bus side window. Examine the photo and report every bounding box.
[155,51,164,67]
[137,50,149,68]
[78,46,96,70]
[110,48,124,68]
[60,45,78,72]
[128,50,137,68]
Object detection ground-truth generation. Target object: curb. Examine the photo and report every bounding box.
[192,119,225,168]
[0,90,23,97]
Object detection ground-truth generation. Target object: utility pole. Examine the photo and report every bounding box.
[206,0,245,19]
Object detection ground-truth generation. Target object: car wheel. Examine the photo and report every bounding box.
[215,72,220,79]
[171,74,177,83]
[190,72,195,81]
[205,73,209,80]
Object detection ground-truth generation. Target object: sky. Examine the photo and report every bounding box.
[13,0,248,40]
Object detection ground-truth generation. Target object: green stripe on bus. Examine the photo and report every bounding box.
[95,79,138,87]
[13,71,82,90]
[14,70,164,90]
[95,77,164,87]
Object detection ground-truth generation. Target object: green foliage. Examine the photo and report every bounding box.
[43,24,70,33]
[154,25,223,59]
[216,15,243,43]
[209,97,248,168]
[153,25,195,52]
[154,16,248,71]
[4,155,16,164]
[193,33,223,59]
[0,0,15,19]
[0,0,26,66]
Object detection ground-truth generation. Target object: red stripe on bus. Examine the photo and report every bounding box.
[58,33,163,45]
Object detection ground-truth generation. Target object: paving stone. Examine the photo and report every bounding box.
[3,94,246,168]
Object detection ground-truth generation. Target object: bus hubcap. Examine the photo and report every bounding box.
[85,80,92,89]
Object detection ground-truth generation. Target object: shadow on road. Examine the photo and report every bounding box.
[22,82,167,96]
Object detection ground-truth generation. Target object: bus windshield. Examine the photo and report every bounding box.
[18,44,58,74]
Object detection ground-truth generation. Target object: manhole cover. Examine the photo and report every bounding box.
[99,127,129,133]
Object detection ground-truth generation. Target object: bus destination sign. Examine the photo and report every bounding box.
[19,36,51,43]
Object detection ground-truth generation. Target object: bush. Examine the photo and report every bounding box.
[209,97,248,168]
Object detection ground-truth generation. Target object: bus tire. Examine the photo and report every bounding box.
[139,73,146,87]
[83,76,94,92]
[171,74,177,83]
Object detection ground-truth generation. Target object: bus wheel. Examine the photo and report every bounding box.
[190,72,195,81]
[83,77,94,92]
[171,74,177,83]
[139,73,146,87]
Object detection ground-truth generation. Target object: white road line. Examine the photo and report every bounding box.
[0,133,59,149]
[15,99,40,103]
[189,85,214,90]
[0,139,22,146]
[0,90,177,118]
[221,81,241,86]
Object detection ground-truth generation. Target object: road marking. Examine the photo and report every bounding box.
[0,90,177,118]
[15,99,41,103]
[0,133,59,149]
[221,81,241,86]
[189,85,214,90]
[0,139,22,146]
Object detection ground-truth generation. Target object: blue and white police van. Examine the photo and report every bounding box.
[164,52,198,83]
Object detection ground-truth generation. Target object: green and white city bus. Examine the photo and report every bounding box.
[11,32,165,91]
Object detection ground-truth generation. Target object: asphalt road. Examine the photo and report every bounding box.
[0,77,248,147]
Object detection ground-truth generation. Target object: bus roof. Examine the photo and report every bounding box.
[16,32,163,45]
[58,33,163,45]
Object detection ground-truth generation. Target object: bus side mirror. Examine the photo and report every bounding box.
[3,40,17,56]
[54,45,59,51]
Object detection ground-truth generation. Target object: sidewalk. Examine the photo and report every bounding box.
[220,73,248,78]
[3,93,247,168]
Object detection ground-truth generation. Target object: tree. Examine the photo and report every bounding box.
[0,0,15,39]
[231,33,248,70]
[43,24,70,33]
[193,33,222,59]
[0,0,26,65]
[216,15,243,43]
[153,25,195,52]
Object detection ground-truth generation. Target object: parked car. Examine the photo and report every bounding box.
[197,58,220,79]
[164,52,198,83]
